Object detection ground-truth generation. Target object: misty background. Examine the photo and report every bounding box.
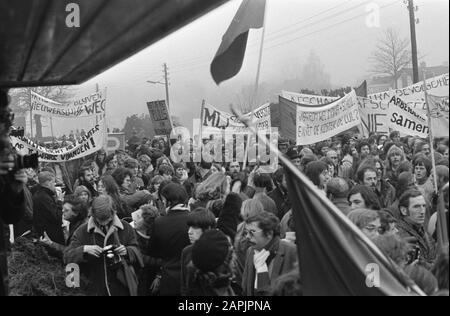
[14,0,450,136]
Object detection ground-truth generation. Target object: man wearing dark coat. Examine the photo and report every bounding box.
[32,171,65,245]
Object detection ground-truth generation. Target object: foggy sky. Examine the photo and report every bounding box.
[47,0,449,136]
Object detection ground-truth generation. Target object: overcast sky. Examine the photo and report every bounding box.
[47,0,449,135]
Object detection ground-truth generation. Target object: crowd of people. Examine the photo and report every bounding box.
[7,129,450,296]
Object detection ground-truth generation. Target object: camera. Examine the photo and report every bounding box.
[406,245,421,265]
[13,153,39,171]
[103,244,123,270]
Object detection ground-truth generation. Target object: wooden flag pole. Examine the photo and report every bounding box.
[243,2,267,170]
[423,72,449,249]
[422,72,439,194]
[199,100,205,151]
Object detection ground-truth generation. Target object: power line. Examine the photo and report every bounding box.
[150,0,366,73]
[170,0,401,76]
[248,0,372,46]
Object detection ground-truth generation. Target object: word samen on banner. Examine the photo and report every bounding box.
[202,102,271,135]
[369,73,449,104]
[387,96,429,138]
[387,95,449,138]
[296,91,360,145]
[11,121,105,162]
[30,89,106,118]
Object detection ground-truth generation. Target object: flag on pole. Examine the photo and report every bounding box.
[284,163,419,296]
[210,0,266,85]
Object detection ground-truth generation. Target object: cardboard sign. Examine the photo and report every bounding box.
[147,100,173,136]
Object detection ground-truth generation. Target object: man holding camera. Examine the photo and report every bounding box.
[0,89,27,296]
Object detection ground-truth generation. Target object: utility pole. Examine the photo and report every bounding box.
[406,0,419,83]
[163,63,170,111]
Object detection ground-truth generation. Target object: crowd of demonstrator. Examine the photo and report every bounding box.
[10,130,450,296]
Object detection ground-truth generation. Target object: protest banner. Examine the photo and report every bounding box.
[368,73,449,107]
[387,96,429,138]
[201,102,271,135]
[280,86,373,137]
[295,90,361,145]
[30,89,107,118]
[10,119,106,162]
[146,100,173,136]
[106,133,126,154]
[281,90,339,106]
[357,97,390,134]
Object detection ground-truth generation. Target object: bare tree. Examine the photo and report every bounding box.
[9,86,74,139]
[369,28,412,88]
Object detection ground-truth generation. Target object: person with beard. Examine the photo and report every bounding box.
[357,165,385,208]
[242,211,298,296]
[227,161,241,178]
[74,166,98,198]
[268,168,291,221]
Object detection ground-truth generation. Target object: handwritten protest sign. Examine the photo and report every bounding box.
[11,119,106,162]
[281,91,339,106]
[202,102,271,135]
[30,90,107,118]
[295,90,361,145]
[368,73,449,108]
[147,100,173,136]
[387,96,429,138]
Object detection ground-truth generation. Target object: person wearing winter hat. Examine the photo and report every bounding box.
[285,146,301,170]
[74,185,92,205]
[186,229,234,296]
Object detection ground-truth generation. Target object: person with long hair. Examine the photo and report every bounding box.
[98,175,131,219]
[180,208,217,296]
[93,149,107,178]
[305,161,330,194]
[190,172,230,215]
[385,145,406,189]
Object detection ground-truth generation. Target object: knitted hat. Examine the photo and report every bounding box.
[286,146,301,160]
[74,185,91,198]
[192,230,230,272]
